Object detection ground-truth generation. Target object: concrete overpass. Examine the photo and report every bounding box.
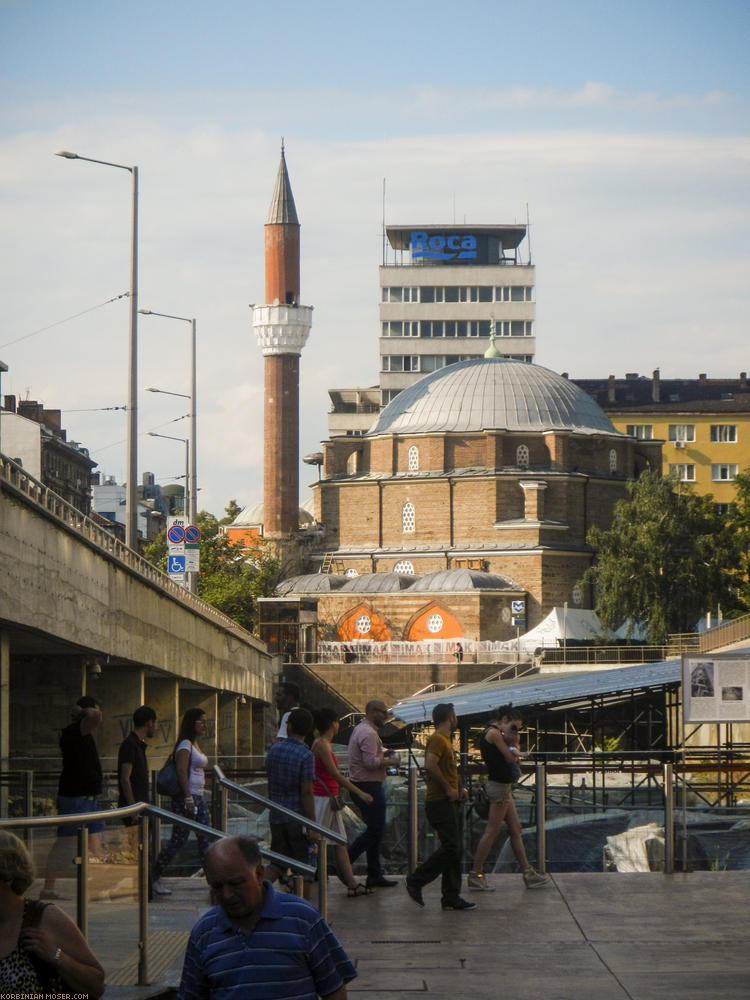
[0,455,278,773]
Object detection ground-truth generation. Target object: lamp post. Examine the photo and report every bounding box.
[148,430,189,516]
[139,310,197,527]
[55,150,139,550]
[144,387,191,517]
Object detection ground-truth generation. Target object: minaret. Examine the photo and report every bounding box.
[252,144,312,570]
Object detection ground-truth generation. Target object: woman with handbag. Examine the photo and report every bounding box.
[0,831,104,997]
[152,708,211,895]
[312,708,375,897]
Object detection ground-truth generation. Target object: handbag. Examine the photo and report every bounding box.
[156,754,181,798]
[473,783,490,820]
[329,792,345,812]
[22,900,68,993]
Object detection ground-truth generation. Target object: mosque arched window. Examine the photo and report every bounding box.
[355,614,371,635]
[345,568,359,578]
[393,560,415,575]
[426,613,444,633]
[402,502,415,534]
[516,444,529,469]
[609,449,617,474]
[408,446,419,472]
[347,451,359,475]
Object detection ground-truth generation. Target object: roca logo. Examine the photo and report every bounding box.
[410,231,477,261]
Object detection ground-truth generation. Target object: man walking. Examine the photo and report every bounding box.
[275,681,301,739]
[347,699,398,889]
[117,705,157,857]
[405,703,475,911]
[178,836,356,1000]
[265,707,319,899]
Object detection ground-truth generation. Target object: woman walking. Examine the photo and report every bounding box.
[468,704,551,891]
[152,708,211,895]
[312,708,375,896]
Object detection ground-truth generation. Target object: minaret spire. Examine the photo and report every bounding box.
[252,145,313,567]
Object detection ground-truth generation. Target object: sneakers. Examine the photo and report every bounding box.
[366,875,398,888]
[152,879,172,896]
[523,866,552,889]
[442,897,477,910]
[467,872,495,892]
[405,878,424,907]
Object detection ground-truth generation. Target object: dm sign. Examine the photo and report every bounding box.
[410,231,477,262]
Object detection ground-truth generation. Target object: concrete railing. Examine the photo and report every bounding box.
[0,453,259,641]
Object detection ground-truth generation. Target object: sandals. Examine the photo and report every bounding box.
[347,883,374,897]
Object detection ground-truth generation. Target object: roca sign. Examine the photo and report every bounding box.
[410,231,477,261]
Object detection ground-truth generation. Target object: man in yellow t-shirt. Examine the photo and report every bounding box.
[405,703,475,911]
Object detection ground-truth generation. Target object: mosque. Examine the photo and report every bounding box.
[249,150,663,654]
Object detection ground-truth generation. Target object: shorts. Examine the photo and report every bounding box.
[270,819,310,867]
[56,795,106,836]
[485,780,513,805]
[313,795,346,836]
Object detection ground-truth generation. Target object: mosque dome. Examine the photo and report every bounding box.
[368,357,617,437]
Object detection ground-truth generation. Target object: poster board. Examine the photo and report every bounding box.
[682,653,750,723]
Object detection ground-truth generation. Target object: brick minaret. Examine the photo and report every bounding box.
[252,145,312,570]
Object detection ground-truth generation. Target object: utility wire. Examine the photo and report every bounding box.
[0,292,129,350]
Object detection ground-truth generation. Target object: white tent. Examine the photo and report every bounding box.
[499,607,611,654]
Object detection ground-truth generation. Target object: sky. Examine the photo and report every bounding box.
[1,0,748,517]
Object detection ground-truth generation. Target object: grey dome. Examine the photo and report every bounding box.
[339,573,417,593]
[369,358,617,437]
[276,574,348,595]
[406,569,518,592]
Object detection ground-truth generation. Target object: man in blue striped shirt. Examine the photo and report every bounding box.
[178,836,356,1000]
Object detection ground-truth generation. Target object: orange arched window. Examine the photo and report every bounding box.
[407,605,463,641]
[338,605,391,642]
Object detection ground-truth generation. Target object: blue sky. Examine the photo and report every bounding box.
[1,1,748,514]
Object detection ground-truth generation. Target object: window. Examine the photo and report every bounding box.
[355,614,371,635]
[516,444,529,469]
[426,613,444,633]
[478,286,493,302]
[408,446,419,471]
[344,568,359,577]
[609,449,617,473]
[459,286,479,302]
[495,286,509,302]
[668,464,695,481]
[715,503,735,516]
[381,389,401,405]
[383,355,419,372]
[626,425,653,440]
[510,321,526,337]
[510,286,525,301]
[710,425,737,443]
[393,560,415,575]
[402,501,415,533]
[346,451,359,475]
[668,425,695,442]
[711,464,738,481]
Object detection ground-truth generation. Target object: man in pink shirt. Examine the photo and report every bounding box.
[347,699,399,889]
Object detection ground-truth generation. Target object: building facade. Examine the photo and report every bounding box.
[573,371,750,509]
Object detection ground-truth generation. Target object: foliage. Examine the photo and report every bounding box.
[142,500,280,633]
[725,470,750,612]
[581,471,739,644]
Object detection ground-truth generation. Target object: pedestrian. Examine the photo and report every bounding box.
[42,696,107,899]
[347,699,399,889]
[275,681,301,739]
[0,830,105,998]
[178,836,356,1000]
[265,707,319,900]
[405,703,475,911]
[311,708,374,897]
[454,642,464,663]
[467,704,551,891]
[152,707,212,896]
[117,705,157,858]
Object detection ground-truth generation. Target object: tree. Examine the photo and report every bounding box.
[142,500,280,633]
[581,471,738,643]
[725,469,750,613]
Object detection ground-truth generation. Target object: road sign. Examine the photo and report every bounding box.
[511,600,526,615]
[512,616,526,628]
[184,524,200,543]
[185,548,200,572]
[168,554,186,576]
[167,524,185,545]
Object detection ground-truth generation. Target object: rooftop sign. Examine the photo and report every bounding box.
[410,231,477,262]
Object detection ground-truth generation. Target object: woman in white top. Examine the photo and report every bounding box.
[152,708,210,895]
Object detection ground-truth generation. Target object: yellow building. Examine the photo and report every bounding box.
[573,370,750,509]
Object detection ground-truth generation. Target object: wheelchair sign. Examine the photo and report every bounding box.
[168,554,186,576]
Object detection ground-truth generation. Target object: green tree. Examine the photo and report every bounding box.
[142,501,280,633]
[581,471,737,643]
[725,469,750,612]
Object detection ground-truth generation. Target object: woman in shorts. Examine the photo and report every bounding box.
[467,704,551,891]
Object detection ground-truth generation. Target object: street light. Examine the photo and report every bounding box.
[148,431,189,517]
[55,150,139,550]
[138,310,197,528]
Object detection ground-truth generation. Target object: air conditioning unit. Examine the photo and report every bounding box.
[674,440,686,449]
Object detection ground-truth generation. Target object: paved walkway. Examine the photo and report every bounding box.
[40,870,750,999]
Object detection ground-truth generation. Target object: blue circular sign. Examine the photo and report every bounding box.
[184,525,200,543]
[167,524,185,544]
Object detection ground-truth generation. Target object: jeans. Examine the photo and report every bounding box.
[347,781,386,880]
[153,794,211,878]
[409,798,462,906]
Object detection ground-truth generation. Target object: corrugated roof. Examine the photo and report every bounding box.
[390,659,682,724]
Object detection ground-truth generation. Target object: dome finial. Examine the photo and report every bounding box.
[484,316,502,359]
